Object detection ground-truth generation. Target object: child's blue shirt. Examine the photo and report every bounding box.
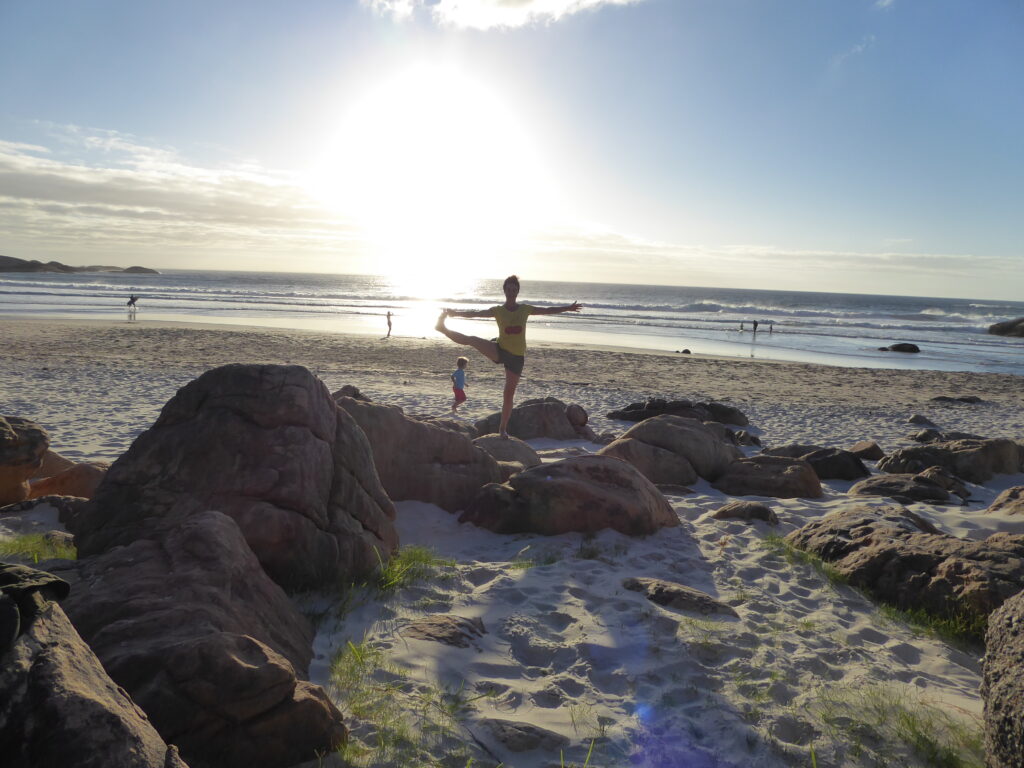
[452,369,466,389]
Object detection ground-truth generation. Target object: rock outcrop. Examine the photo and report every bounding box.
[763,445,868,481]
[878,342,920,353]
[847,473,953,504]
[336,395,501,512]
[73,364,397,591]
[982,589,1024,768]
[622,577,738,616]
[711,456,822,499]
[29,461,108,500]
[988,317,1024,337]
[62,510,346,768]
[711,500,779,524]
[473,398,580,441]
[849,440,885,461]
[786,505,1024,624]
[877,438,1022,484]
[460,455,678,536]
[0,416,49,506]
[988,487,1024,516]
[606,398,748,426]
[598,414,741,484]
[0,568,188,768]
[473,435,541,481]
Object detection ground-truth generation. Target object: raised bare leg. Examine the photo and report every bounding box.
[436,311,500,363]
[498,369,521,438]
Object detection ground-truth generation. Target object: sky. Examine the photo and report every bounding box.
[0,0,1022,300]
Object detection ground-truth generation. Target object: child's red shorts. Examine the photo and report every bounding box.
[453,387,467,404]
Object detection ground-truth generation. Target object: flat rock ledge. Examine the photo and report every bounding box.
[623,577,738,617]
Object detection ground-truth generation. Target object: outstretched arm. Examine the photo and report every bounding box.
[447,307,495,318]
[532,302,583,316]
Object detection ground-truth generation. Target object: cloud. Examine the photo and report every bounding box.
[0,126,368,269]
[875,0,895,8]
[363,0,644,30]
[831,34,877,69]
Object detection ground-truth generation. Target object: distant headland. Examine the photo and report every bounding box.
[0,255,159,274]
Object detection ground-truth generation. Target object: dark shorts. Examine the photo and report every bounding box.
[495,345,525,375]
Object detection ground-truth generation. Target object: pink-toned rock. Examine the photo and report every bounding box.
[566,403,588,427]
[62,509,346,768]
[474,398,578,441]
[598,437,698,486]
[878,438,1022,483]
[29,462,108,500]
[988,486,1024,516]
[786,504,1024,624]
[31,449,77,479]
[336,396,502,512]
[73,364,396,591]
[603,415,741,481]
[711,456,822,499]
[460,455,678,536]
[473,434,541,469]
[849,440,885,461]
[0,416,49,506]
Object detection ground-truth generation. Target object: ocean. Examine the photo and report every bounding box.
[2,270,1023,375]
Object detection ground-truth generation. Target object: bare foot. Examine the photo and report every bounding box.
[435,310,448,332]
[499,431,510,440]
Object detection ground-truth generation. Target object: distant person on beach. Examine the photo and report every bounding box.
[739,321,744,331]
[386,311,392,338]
[450,356,468,413]
[752,320,759,333]
[769,321,773,334]
[436,274,582,438]
[126,293,138,321]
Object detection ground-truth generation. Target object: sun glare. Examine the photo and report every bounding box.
[309,63,558,292]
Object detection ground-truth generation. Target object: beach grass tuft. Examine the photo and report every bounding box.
[0,533,77,563]
[330,638,496,767]
[761,534,848,588]
[375,545,456,593]
[876,602,988,648]
[809,681,984,767]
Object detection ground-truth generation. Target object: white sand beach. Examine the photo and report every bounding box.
[3,317,1024,767]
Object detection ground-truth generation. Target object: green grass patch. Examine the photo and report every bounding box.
[809,681,984,767]
[761,534,848,588]
[0,533,76,563]
[330,638,497,767]
[876,602,987,647]
[375,545,456,594]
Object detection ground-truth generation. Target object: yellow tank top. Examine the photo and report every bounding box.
[491,304,535,356]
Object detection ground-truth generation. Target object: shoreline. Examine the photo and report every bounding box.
[2,316,1023,465]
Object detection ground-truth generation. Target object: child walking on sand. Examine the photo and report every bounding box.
[436,275,582,437]
[451,356,468,412]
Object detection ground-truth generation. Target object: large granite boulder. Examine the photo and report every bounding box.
[473,435,541,469]
[877,438,1022,484]
[988,317,1024,337]
[460,455,678,536]
[988,487,1024,516]
[847,473,952,504]
[786,505,1024,623]
[983,589,1024,768]
[764,445,868,481]
[72,364,396,591]
[473,398,579,441]
[711,456,822,499]
[0,587,188,768]
[598,437,698,486]
[0,416,49,506]
[606,398,748,426]
[599,414,740,482]
[62,509,346,768]
[336,396,501,512]
[849,440,885,461]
